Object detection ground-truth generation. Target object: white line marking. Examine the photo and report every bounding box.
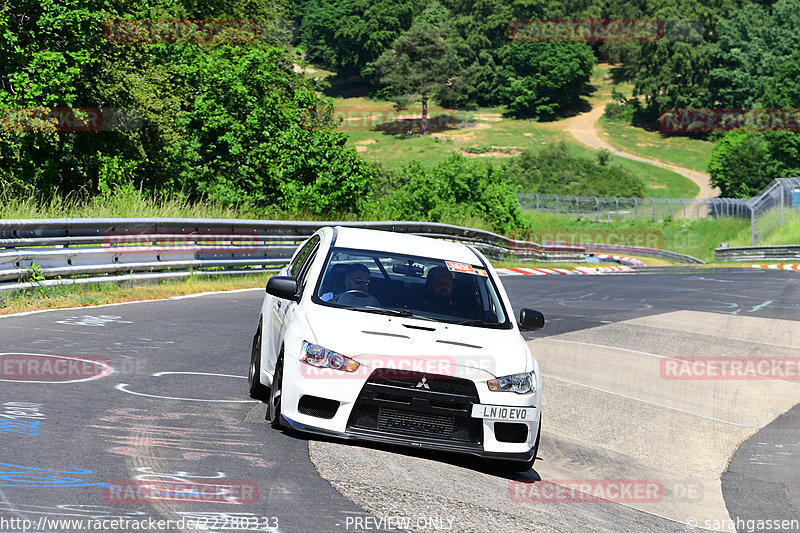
[0,353,113,384]
[152,371,246,379]
[545,375,757,427]
[115,383,256,403]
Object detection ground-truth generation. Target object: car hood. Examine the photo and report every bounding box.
[303,304,530,379]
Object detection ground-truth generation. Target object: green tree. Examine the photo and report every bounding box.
[708,0,800,109]
[628,0,745,115]
[707,132,776,197]
[761,50,800,109]
[500,41,595,118]
[707,45,800,200]
[0,0,378,214]
[368,9,461,134]
[371,154,524,233]
[299,0,421,76]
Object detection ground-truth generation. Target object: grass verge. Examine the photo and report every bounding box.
[0,273,272,316]
[597,116,713,174]
[520,211,752,261]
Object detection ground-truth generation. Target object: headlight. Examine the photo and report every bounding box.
[487,372,536,394]
[301,342,360,372]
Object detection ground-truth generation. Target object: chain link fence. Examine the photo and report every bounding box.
[517,194,711,221]
[744,177,800,246]
[519,177,800,245]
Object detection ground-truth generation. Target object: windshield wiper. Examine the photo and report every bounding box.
[349,306,438,321]
[452,319,506,328]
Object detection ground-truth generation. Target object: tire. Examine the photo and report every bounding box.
[248,322,269,401]
[267,354,285,429]
[494,419,541,472]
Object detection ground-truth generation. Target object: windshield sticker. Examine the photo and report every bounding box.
[445,261,487,276]
[445,261,474,274]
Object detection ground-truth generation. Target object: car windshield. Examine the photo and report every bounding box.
[312,247,511,328]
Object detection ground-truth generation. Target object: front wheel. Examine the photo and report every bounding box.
[248,322,269,401]
[267,355,285,429]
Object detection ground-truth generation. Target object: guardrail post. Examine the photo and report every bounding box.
[595,197,600,222]
[651,198,655,221]
[750,204,756,245]
[614,197,619,218]
[634,198,638,220]
[780,180,785,225]
[535,194,539,211]
[575,196,579,217]
[667,198,671,215]
[682,199,686,217]
[556,196,559,215]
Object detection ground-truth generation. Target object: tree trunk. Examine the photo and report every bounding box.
[421,94,428,135]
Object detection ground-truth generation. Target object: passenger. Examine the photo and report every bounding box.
[421,266,456,314]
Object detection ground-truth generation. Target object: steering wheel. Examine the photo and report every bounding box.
[340,290,371,299]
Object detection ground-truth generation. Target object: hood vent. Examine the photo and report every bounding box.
[436,339,482,349]
[402,323,436,332]
[361,330,410,339]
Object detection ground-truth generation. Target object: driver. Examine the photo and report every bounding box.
[342,263,371,293]
[328,264,381,306]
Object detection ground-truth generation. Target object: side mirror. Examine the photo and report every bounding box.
[518,308,545,331]
[266,276,300,302]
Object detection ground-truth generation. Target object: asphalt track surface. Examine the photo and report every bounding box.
[0,267,798,533]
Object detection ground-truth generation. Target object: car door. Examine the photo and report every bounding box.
[266,235,320,373]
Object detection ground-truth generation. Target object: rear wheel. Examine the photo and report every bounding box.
[248,322,269,401]
[267,354,285,429]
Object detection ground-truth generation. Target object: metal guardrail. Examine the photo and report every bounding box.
[0,218,703,293]
[715,245,800,262]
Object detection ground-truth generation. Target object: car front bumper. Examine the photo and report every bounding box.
[279,354,541,463]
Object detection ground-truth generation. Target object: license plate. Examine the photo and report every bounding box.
[471,404,536,421]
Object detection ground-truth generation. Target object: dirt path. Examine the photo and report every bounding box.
[560,99,719,199]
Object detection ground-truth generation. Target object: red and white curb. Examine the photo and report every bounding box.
[496,265,633,276]
[592,254,647,267]
[749,264,800,271]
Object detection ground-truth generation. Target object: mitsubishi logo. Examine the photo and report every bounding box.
[416,376,430,389]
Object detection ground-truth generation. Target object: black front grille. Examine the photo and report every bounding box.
[346,369,482,445]
[377,408,455,438]
[368,368,478,396]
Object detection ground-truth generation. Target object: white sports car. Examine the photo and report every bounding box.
[248,226,545,470]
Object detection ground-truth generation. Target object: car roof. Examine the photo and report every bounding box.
[330,226,482,264]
